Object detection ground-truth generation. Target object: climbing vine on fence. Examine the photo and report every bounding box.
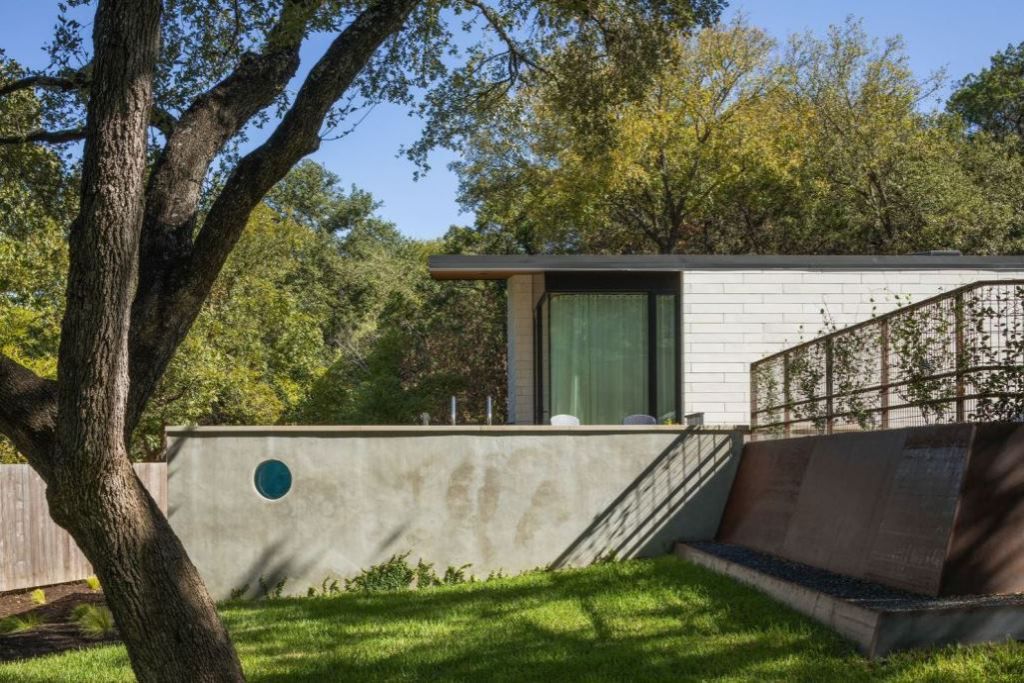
[965,284,1024,422]
[888,296,956,424]
[751,282,1024,437]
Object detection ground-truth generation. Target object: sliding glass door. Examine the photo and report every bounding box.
[537,288,679,425]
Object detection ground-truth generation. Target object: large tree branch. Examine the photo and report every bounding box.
[125,0,420,431]
[140,0,322,257]
[0,127,86,144]
[0,70,90,99]
[0,355,57,480]
[54,0,161,480]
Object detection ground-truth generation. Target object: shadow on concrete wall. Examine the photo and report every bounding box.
[550,430,740,568]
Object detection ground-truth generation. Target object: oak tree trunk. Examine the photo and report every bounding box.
[46,1,244,680]
[0,0,420,679]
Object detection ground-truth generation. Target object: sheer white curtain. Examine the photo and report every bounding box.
[549,294,649,424]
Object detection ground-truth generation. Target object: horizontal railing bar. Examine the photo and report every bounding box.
[751,363,1024,415]
[751,280,1024,369]
[752,391,1020,430]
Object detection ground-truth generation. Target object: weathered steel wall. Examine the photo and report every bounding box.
[718,424,1024,597]
[942,424,1024,595]
[0,463,167,592]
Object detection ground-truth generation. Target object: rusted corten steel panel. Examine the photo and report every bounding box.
[861,426,973,595]
[715,436,814,554]
[716,424,1024,597]
[942,424,1024,596]
[779,429,912,586]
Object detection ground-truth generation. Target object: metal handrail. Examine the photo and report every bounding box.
[750,279,1024,438]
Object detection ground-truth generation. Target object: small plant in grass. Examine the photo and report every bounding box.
[345,553,416,593]
[85,576,101,592]
[593,549,620,564]
[72,605,116,638]
[414,560,440,588]
[257,576,287,600]
[228,585,249,600]
[29,589,46,605]
[442,564,472,585]
[0,613,43,635]
[307,578,341,598]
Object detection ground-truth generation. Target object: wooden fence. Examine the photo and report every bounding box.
[0,463,167,592]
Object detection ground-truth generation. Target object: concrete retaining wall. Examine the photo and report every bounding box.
[167,426,743,599]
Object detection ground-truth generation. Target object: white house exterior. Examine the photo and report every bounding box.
[429,254,1024,426]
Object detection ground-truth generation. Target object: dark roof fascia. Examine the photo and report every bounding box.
[429,254,1024,279]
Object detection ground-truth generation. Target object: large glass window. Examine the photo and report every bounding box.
[537,285,679,425]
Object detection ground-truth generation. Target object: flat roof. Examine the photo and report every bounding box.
[429,254,1024,279]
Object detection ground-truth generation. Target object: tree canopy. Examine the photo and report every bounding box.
[949,41,1024,143]
[456,19,1024,255]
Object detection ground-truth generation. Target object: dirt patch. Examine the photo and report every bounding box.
[0,581,119,662]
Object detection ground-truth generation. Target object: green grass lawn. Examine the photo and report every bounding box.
[2,557,1023,682]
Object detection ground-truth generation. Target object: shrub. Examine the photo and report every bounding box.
[442,564,472,585]
[228,585,249,600]
[72,605,116,638]
[29,589,46,605]
[345,553,416,593]
[307,578,341,598]
[257,576,287,600]
[414,560,441,588]
[85,576,101,592]
[0,614,42,634]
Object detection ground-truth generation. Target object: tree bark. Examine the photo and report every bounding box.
[0,0,421,680]
[45,1,245,680]
[125,0,421,433]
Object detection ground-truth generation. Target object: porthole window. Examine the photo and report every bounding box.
[254,459,292,500]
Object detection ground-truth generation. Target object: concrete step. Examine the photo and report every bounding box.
[675,542,1024,658]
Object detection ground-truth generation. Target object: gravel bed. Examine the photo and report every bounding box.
[687,542,1024,612]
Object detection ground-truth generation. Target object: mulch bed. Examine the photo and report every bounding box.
[0,581,120,662]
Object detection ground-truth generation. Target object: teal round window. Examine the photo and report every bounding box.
[254,460,291,500]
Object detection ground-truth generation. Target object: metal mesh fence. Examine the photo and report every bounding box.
[750,280,1024,440]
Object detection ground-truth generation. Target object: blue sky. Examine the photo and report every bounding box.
[2,1,1023,240]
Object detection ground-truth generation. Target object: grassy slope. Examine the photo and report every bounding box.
[2,558,1023,682]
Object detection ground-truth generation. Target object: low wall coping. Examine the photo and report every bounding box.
[165,424,749,438]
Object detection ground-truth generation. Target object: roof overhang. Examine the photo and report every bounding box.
[428,254,1024,280]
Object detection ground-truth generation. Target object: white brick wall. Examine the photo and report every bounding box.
[506,274,543,423]
[502,268,1024,426]
[682,269,1024,425]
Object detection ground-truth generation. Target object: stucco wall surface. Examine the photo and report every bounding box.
[167,426,742,599]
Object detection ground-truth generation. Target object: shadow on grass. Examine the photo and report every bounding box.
[222,558,864,682]
[4,558,1024,681]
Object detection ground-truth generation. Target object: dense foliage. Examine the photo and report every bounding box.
[1,155,506,462]
[4,16,1024,463]
[457,19,1024,255]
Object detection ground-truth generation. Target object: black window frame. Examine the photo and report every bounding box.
[534,272,682,425]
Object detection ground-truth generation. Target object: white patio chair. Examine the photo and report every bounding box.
[623,414,658,425]
[550,414,581,426]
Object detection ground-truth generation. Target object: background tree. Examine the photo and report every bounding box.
[0,2,723,679]
[948,41,1024,144]
[457,18,1024,255]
